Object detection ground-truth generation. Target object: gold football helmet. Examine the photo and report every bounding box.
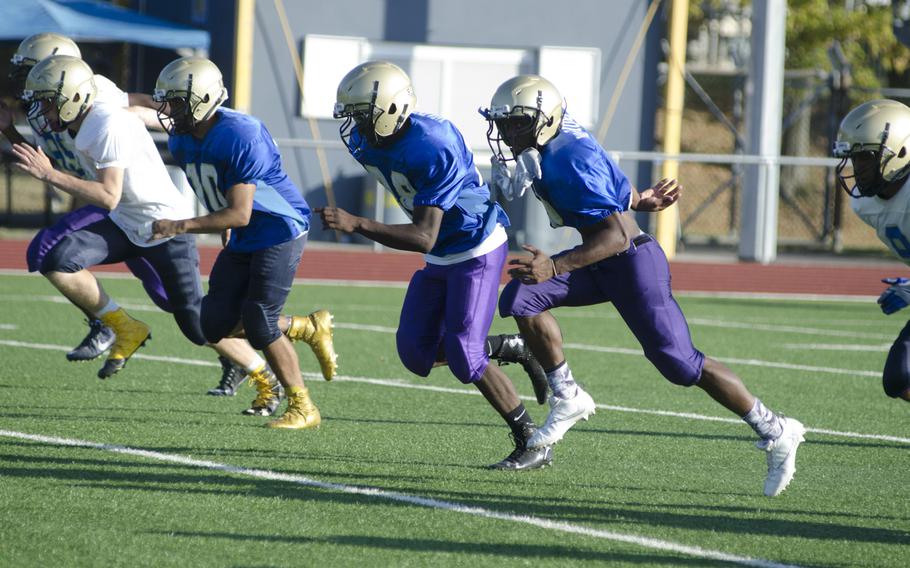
[22,55,96,133]
[154,56,228,134]
[834,99,910,197]
[333,61,416,151]
[479,74,564,161]
[9,33,80,88]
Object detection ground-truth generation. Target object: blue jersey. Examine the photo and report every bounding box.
[348,112,509,257]
[36,130,93,179]
[533,114,632,229]
[168,108,310,252]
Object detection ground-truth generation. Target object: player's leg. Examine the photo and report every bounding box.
[882,321,910,402]
[27,205,115,360]
[41,217,151,378]
[238,237,319,429]
[440,244,551,470]
[395,265,446,377]
[499,265,601,449]
[200,248,285,413]
[609,238,804,496]
[142,235,265,396]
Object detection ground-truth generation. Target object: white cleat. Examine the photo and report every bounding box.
[526,387,596,449]
[757,417,806,497]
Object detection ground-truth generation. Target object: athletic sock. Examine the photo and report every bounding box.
[504,404,535,440]
[95,299,120,318]
[244,355,266,374]
[545,361,578,399]
[742,398,784,440]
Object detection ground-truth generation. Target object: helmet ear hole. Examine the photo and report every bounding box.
[389,103,397,115]
[900,147,907,159]
[72,92,80,103]
[202,93,210,103]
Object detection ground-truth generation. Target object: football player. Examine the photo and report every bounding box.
[323,61,551,470]
[481,75,806,496]
[0,33,250,395]
[12,54,285,389]
[150,57,337,429]
[834,98,910,402]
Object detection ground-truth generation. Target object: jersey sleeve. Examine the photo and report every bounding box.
[409,133,463,211]
[93,75,129,108]
[549,146,631,228]
[222,135,274,188]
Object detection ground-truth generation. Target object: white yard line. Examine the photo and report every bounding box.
[781,343,891,353]
[0,428,799,568]
[1,338,906,445]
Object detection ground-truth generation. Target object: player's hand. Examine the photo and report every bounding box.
[508,244,556,284]
[490,156,513,200]
[635,178,681,212]
[150,219,185,241]
[221,228,231,248]
[11,143,52,181]
[510,148,542,199]
[878,277,910,315]
[315,206,360,233]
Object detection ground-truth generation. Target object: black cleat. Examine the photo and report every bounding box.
[489,424,553,471]
[491,334,549,405]
[66,319,115,362]
[208,356,248,396]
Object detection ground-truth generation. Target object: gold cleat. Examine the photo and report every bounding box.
[242,365,284,416]
[266,387,321,430]
[286,309,338,380]
[97,308,151,379]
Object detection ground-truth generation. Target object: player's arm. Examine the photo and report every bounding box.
[11,143,123,209]
[507,213,631,284]
[126,93,165,131]
[317,205,442,253]
[151,182,254,239]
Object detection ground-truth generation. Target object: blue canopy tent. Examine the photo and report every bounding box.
[0,0,209,52]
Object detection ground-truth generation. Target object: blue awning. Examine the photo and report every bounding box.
[0,0,209,51]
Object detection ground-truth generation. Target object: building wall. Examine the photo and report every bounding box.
[136,0,660,246]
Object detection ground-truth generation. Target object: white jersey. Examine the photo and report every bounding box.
[74,102,194,247]
[851,177,910,266]
[31,74,129,180]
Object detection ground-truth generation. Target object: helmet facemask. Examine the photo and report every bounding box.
[334,100,382,153]
[154,84,211,135]
[8,63,32,94]
[833,123,910,198]
[480,98,558,162]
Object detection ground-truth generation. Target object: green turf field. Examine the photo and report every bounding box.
[0,273,907,567]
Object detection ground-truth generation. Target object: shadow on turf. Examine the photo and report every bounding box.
[1,451,907,547]
[146,532,751,566]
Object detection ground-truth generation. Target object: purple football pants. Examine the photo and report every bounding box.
[499,236,705,386]
[26,205,173,313]
[396,242,508,384]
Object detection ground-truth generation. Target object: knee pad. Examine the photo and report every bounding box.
[882,347,910,398]
[396,331,434,378]
[645,348,703,387]
[443,335,486,384]
[201,296,237,344]
[173,308,207,346]
[241,300,281,350]
[498,280,523,317]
